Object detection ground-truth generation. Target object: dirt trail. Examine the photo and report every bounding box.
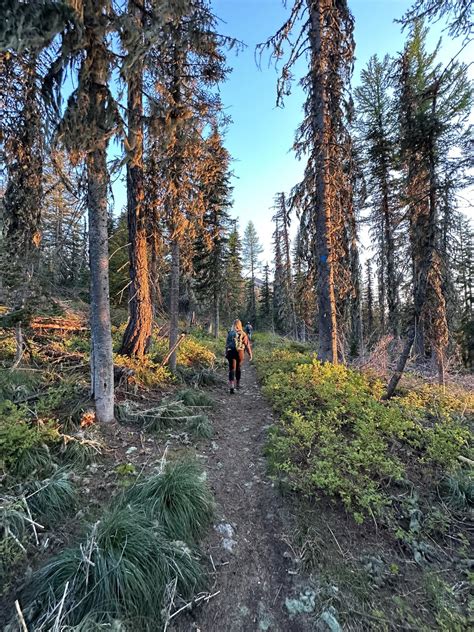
[171,363,316,632]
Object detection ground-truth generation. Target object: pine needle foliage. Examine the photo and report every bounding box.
[123,459,214,543]
[24,505,203,630]
[440,470,474,510]
[174,388,215,409]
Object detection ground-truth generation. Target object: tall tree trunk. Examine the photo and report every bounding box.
[87,148,114,422]
[119,0,153,358]
[308,0,338,363]
[381,168,399,336]
[169,238,180,373]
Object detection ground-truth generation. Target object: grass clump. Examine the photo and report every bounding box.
[26,469,77,524]
[123,459,214,543]
[24,505,203,630]
[186,414,214,439]
[440,469,473,510]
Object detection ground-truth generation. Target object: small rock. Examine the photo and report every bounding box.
[125,446,137,455]
[222,537,237,552]
[285,590,317,615]
[215,523,234,538]
[317,607,342,632]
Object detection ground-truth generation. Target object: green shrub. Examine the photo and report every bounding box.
[123,459,214,542]
[257,342,472,522]
[24,505,203,630]
[0,401,59,476]
[186,414,213,439]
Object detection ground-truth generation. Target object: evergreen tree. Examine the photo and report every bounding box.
[242,220,264,326]
[145,0,232,371]
[259,263,273,329]
[260,0,355,362]
[355,55,401,337]
[119,0,153,358]
[387,22,473,395]
[193,127,233,338]
[272,193,297,336]
[0,51,43,364]
[222,222,245,325]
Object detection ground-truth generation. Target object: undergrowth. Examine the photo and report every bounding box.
[255,335,472,523]
[20,456,212,631]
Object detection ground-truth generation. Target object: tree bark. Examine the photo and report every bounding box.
[169,238,180,373]
[87,147,114,422]
[119,0,153,358]
[308,0,338,363]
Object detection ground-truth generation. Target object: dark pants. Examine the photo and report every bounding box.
[227,349,245,382]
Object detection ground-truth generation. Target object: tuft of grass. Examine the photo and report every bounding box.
[123,459,214,542]
[440,469,473,510]
[0,368,42,401]
[26,469,77,524]
[57,435,102,467]
[186,414,213,439]
[24,505,203,630]
[174,388,215,409]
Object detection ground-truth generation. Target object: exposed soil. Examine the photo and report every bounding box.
[170,363,317,632]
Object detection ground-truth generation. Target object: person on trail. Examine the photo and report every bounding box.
[244,322,253,340]
[225,319,252,394]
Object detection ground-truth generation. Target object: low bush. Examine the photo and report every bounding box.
[0,401,59,477]
[114,354,172,389]
[257,341,472,523]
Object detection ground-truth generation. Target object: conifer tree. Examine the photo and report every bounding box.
[272,193,297,336]
[260,0,355,362]
[222,223,245,325]
[193,127,233,338]
[0,51,43,363]
[259,263,273,329]
[387,22,472,394]
[355,55,401,337]
[119,0,153,358]
[145,0,232,371]
[242,221,264,326]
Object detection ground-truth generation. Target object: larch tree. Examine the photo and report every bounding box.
[242,220,264,326]
[260,0,355,363]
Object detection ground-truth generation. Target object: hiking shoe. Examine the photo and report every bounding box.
[229,387,235,395]
[236,382,240,390]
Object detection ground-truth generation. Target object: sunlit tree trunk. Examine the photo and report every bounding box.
[308,0,338,363]
[120,0,153,358]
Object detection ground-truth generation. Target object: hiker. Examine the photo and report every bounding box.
[244,322,253,340]
[225,319,252,394]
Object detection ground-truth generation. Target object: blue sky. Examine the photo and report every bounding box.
[212,0,473,263]
[110,0,472,265]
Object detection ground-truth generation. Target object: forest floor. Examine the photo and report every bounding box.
[169,363,319,632]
